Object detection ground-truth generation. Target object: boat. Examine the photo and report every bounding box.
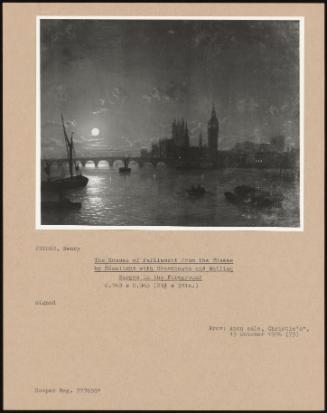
[187,184,206,197]
[41,197,82,210]
[42,175,88,190]
[42,114,89,190]
[224,185,283,208]
[119,158,131,174]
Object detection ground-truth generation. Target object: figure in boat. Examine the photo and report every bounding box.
[41,114,89,190]
[187,184,206,197]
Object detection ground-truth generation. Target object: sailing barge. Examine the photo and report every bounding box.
[42,114,89,190]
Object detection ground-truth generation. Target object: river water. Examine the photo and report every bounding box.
[41,164,300,227]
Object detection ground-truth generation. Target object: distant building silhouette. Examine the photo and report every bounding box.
[172,119,190,148]
[144,105,220,167]
[141,106,296,170]
[207,105,219,161]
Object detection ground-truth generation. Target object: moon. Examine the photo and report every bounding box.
[91,128,100,136]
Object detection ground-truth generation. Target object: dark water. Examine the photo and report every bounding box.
[41,165,300,227]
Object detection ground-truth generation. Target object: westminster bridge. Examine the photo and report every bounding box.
[41,152,299,172]
[41,156,172,170]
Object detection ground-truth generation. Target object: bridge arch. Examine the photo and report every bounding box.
[85,160,96,169]
[129,160,139,169]
[112,159,124,168]
[97,160,110,169]
[42,156,170,172]
[142,161,156,169]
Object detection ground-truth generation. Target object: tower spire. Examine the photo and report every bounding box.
[211,103,217,118]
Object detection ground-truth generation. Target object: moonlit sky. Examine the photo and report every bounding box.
[41,19,299,158]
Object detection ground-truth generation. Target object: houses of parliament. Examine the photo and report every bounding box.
[143,105,220,168]
[141,105,298,170]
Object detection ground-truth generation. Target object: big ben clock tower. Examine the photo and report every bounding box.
[207,104,219,163]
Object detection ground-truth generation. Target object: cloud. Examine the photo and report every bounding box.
[142,84,185,105]
[91,98,109,115]
[111,87,129,104]
[142,87,164,104]
[92,107,108,115]
[65,119,77,127]
[42,118,77,128]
